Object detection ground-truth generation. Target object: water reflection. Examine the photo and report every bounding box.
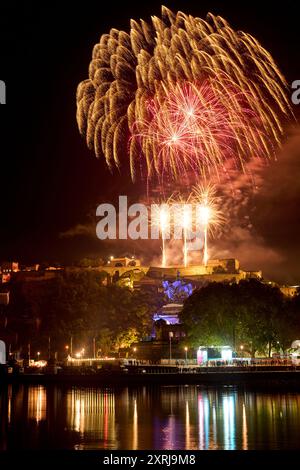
[185,401,190,449]
[1,384,300,449]
[242,403,248,450]
[28,386,47,423]
[66,388,116,448]
[7,384,12,424]
[223,395,235,450]
[132,399,138,450]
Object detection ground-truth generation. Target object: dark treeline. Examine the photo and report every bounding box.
[180,279,300,357]
[2,271,158,358]
[2,275,300,359]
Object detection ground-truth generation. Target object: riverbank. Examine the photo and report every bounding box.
[2,365,300,389]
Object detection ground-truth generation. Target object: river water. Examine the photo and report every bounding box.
[1,384,300,450]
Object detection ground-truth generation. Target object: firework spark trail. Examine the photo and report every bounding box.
[168,194,193,268]
[77,6,292,187]
[133,78,277,184]
[192,183,225,236]
[148,185,224,267]
[150,202,171,267]
[150,193,192,267]
[191,184,226,265]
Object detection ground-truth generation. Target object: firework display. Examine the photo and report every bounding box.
[150,185,224,267]
[191,184,225,265]
[77,6,293,268]
[77,6,291,184]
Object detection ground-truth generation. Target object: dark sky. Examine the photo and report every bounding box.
[0,0,300,283]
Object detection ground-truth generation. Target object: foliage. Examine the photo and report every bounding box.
[180,279,300,356]
[6,271,154,356]
[114,328,139,351]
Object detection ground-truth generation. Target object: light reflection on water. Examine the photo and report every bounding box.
[28,385,47,423]
[1,384,300,449]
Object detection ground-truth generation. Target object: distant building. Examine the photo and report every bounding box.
[265,281,299,297]
[280,285,299,297]
[23,264,40,272]
[94,258,265,294]
[139,258,262,282]
[153,303,182,325]
[207,258,240,273]
[0,261,19,273]
[108,257,140,268]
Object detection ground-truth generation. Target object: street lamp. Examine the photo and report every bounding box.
[169,332,173,364]
[184,346,188,363]
[133,347,137,362]
[37,351,40,359]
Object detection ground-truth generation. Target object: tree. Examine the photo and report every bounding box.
[233,280,284,356]
[96,328,114,355]
[114,328,139,352]
[180,279,287,356]
[275,294,300,352]
[180,282,237,348]
[6,271,155,357]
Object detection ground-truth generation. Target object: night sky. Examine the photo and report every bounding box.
[1,0,300,283]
